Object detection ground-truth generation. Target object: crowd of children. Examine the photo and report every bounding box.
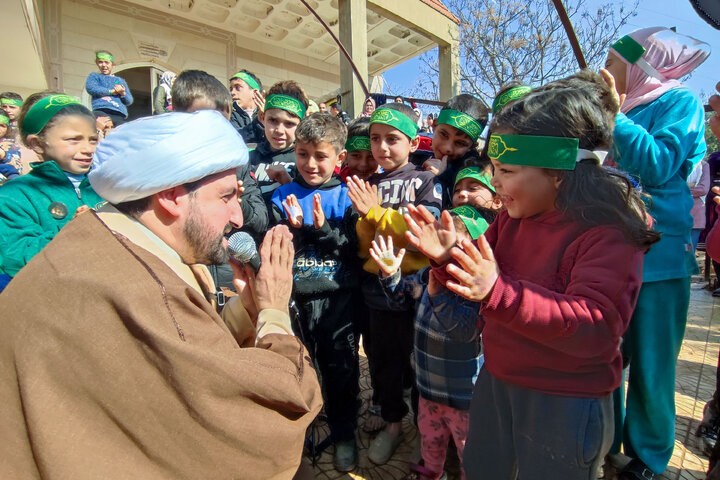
[0,26,715,480]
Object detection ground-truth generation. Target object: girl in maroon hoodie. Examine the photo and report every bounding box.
[401,70,659,480]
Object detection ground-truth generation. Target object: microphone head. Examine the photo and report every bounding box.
[227,231,257,263]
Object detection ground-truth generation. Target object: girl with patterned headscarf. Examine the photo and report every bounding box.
[153,71,176,114]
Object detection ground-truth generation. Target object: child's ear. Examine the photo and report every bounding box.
[409,135,421,153]
[25,135,44,156]
[336,149,347,166]
[491,195,503,210]
[258,110,265,124]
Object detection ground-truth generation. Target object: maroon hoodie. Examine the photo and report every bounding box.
[434,210,644,397]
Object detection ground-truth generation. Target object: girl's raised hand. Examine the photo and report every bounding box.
[369,235,406,278]
[282,194,304,228]
[445,236,499,302]
[347,175,378,216]
[404,204,456,264]
[599,68,626,113]
[312,193,325,229]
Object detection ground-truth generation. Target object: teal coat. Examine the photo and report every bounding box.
[0,161,105,277]
[613,88,706,282]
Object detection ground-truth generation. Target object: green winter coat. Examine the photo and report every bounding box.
[0,161,105,277]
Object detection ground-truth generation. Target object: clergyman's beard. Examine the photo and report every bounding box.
[183,207,231,265]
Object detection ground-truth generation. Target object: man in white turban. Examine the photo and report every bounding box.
[0,110,322,480]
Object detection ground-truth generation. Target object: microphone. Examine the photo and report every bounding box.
[227,232,261,273]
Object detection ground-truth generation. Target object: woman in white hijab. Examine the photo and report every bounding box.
[153,71,176,115]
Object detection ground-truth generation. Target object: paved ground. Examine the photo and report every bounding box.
[305,275,720,480]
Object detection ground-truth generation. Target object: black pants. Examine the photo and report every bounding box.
[367,307,415,423]
[93,109,126,126]
[294,291,360,442]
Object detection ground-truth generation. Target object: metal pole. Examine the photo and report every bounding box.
[551,0,587,69]
[298,0,371,99]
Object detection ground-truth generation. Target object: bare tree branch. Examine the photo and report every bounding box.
[415,0,638,104]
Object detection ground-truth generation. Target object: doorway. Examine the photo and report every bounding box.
[114,66,166,120]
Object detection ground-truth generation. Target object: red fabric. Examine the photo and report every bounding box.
[706,204,720,261]
[437,210,644,397]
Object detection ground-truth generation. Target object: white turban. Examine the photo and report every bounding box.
[89,110,248,203]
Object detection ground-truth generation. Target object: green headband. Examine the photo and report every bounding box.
[232,72,260,91]
[450,205,488,240]
[1,98,22,107]
[370,107,418,139]
[488,133,580,170]
[437,109,483,141]
[610,34,666,81]
[264,94,306,119]
[346,136,371,152]
[96,52,114,62]
[492,86,532,114]
[21,94,83,136]
[455,166,495,193]
[611,35,645,64]
[0,114,9,125]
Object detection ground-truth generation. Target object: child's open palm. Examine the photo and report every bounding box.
[312,193,325,229]
[347,175,378,217]
[369,235,405,278]
[404,204,457,264]
[445,236,499,302]
[282,194,304,228]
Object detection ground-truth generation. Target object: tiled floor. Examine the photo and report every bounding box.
[306,278,720,479]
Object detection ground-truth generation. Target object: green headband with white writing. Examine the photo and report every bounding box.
[487,133,580,170]
[1,98,22,107]
[265,94,306,119]
[232,72,260,91]
[96,52,114,63]
[492,86,532,114]
[370,107,418,139]
[0,114,9,125]
[346,136,371,152]
[610,35,666,81]
[449,205,488,240]
[455,166,495,193]
[21,94,83,135]
[437,109,483,141]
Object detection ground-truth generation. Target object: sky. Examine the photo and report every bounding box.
[382,0,719,103]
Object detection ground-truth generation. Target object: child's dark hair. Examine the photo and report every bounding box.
[17,91,94,144]
[442,94,488,129]
[171,70,232,114]
[295,112,347,153]
[266,80,309,111]
[347,117,370,138]
[229,69,262,91]
[0,92,23,103]
[377,102,418,124]
[491,70,659,250]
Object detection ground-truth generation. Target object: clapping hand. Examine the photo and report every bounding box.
[312,193,325,229]
[253,90,265,112]
[423,155,448,176]
[403,204,457,264]
[347,175,379,216]
[282,194,303,228]
[445,236,499,302]
[369,235,406,278]
[266,165,292,185]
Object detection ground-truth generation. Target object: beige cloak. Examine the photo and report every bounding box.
[0,208,322,479]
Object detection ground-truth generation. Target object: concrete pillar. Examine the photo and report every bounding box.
[438,41,460,102]
[338,0,368,118]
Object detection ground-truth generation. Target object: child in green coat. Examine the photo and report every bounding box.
[0,92,104,285]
